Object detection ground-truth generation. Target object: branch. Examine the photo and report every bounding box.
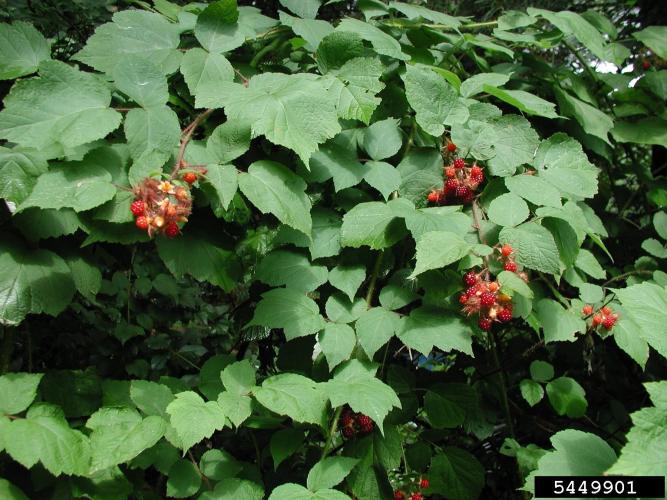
[171,109,213,177]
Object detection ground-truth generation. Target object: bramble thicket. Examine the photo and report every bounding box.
[0,0,666,498]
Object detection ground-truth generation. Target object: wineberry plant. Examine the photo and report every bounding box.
[0,1,666,499]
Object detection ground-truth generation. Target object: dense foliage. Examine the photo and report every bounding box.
[0,0,666,499]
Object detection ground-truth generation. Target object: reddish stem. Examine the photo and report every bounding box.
[171,109,213,178]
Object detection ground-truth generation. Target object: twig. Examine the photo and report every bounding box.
[171,109,213,177]
[321,406,343,460]
[602,269,652,287]
[188,450,212,490]
[365,251,384,307]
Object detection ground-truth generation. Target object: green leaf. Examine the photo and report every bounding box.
[654,211,667,240]
[75,10,182,74]
[429,447,485,500]
[318,323,356,371]
[0,373,43,415]
[529,360,554,382]
[167,459,201,498]
[206,120,251,164]
[484,85,558,118]
[554,87,613,145]
[328,265,365,301]
[615,283,667,360]
[404,207,472,241]
[611,117,667,146]
[279,12,333,50]
[130,380,174,417]
[363,161,402,200]
[256,250,328,291]
[270,428,305,469]
[214,74,341,164]
[546,376,587,418]
[239,161,312,237]
[497,271,533,298]
[166,391,226,452]
[504,174,562,208]
[523,429,616,495]
[411,231,471,277]
[0,147,47,205]
[4,404,91,476]
[641,238,667,258]
[380,284,419,310]
[64,254,102,299]
[221,360,256,396]
[499,222,560,275]
[336,18,408,61]
[124,107,181,160]
[324,359,401,432]
[424,388,466,428]
[535,299,586,343]
[307,456,359,491]
[180,48,234,108]
[325,294,367,324]
[0,61,121,150]
[362,118,403,161]
[310,208,342,259]
[340,201,406,250]
[520,379,544,407]
[309,135,368,192]
[486,115,539,177]
[200,478,264,500]
[389,1,461,27]
[194,0,241,53]
[402,64,468,137]
[487,193,530,227]
[269,483,351,500]
[199,448,242,480]
[356,307,401,358]
[574,248,606,279]
[254,373,328,427]
[534,133,599,200]
[199,355,234,401]
[317,31,365,73]
[633,26,667,59]
[113,56,168,108]
[0,478,28,500]
[202,163,238,212]
[397,148,444,202]
[248,288,326,340]
[612,308,649,369]
[398,307,473,356]
[280,0,321,19]
[460,73,509,98]
[218,392,252,427]
[0,21,50,79]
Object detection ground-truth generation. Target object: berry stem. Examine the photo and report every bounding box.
[365,251,384,307]
[490,330,515,439]
[321,405,343,460]
[171,108,214,178]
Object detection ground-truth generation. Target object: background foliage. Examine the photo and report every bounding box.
[0,0,666,499]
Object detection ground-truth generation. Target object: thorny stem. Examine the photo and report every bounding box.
[365,251,384,307]
[188,450,212,490]
[171,109,213,177]
[321,406,343,460]
[602,269,652,287]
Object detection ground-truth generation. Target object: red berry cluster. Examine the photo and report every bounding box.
[582,305,619,331]
[339,406,374,438]
[426,145,484,206]
[394,477,429,500]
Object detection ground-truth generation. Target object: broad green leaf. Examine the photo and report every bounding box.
[615,283,667,360]
[200,478,264,500]
[487,193,530,227]
[613,308,649,369]
[535,299,586,343]
[397,148,444,202]
[317,31,365,73]
[247,288,326,340]
[279,12,333,50]
[336,18,408,61]
[256,250,328,291]
[124,107,181,160]
[497,271,533,298]
[4,404,91,476]
[279,0,321,19]
[499,222,560,275]
[239,161,312,237]
[270,428,305,469]
[546,376,587,418]
[429,447,485,500]
[423,385,471,428]
[166,391,226,452]
[0,478,28,500]
[64,254,102,299]
[130,380,174,417]
[404,207,472,241]
[411,231,471,277]
[310,208,342,260]
[309,136,369,192]
[364,161,402,200]
[39,369,101,418]
[523,429,616,495]
[529,360,554,382]
[307,456,359,491]
[642,238,667,258]
[451,119,497,162]
[0,61,121,150]
[554,87,613,145]
[0,21,50,79]
[181,48,234,108]
[341,201,406,250]
[194,0,241,53]
[268,483,350,500]
[113,56,168,108]
[497,10,537,30]
[167,459,201,498]
[75,10,182,74]
[202,163,238,212]
[460,73,509,98]
[356,307,401,358]
[0,373,43,415]
[504,174,561,208]
[207,120,251,164]
[199,449,242,480]
[254,373,328,427]
[484,85,558,118]
[0,147,47,205]
[324,359,401,432]
[611,117,667,146]
[486,115,539,177]
[534,133,599,199]
[325,294,367,324]
[379,284,419,310]
[389,2,461,27]
[214,74,341,164]
[520,379,544,407]
[653,212,667,240]
[328,265,365,301]
[199,354,234,401]
[402,64,468,137]
[633,26,667,59]
[0,238,75,325]
[318,323,356,370]
[221,360,256,396]
[217,392,252,427]
[398,307,473,356]
[362,118,403,161]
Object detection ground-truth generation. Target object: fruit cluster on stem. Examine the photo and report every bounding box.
[131,175,194,238]
[426,143,484,206]
[582,304,619,331]
[338,406,374,438]
[394,477,429,500]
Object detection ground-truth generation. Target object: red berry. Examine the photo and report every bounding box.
[478,317,492,331]
[130,199,145,216]
[480,292,496,307]
[419,478,429,489]
[498,308,512,323]
[455,185,471,199]
[427,191,439,203]
[445,179,459,191]
[642,59,651,70]
[501,244,513,257]
[470,165,483,177]
[135,216,149,230]
[445,166,456,178]
[357,414,374,434]
[459,293,469,305]
[342,426,355,438]
[394,491,405,500]
[183,172,197,184]
[602,316,616,330]
[463,271,478,286]
[164,222,179,238]
[504,261,517,272]
[601,306,612,316]
[592,314,603,326]
[447,142,457,153]
[453,158,465,169]
[581,305,593,316]
[411,494,423,500]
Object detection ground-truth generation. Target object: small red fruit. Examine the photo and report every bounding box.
[488,281,499,293]
[463,271,478,286]
[445,179,459,191]
[478,317,493,331]
[183,172,197,184]
[455,185,471,199]
[592,314,603,326]
[419,478,429,489]
[447,142,457,153]
[602,316,617,330]
[135,216,149,230]
[342,426,355,438]
[394,491,405,500]
[130,200,145,216]
[501,244,513,257]
[470,165,484,182]
[453,158,465,169]
[165,222,179,238]
[498,308,512,323]
[459,293,469,305]
[427,191,440,203]
[480,292,496,307]
[504,261,517,272]
[445,166,456,178]
[357,414,374,434]
[642,59,651,70]
[601,306,612,316]
[581,305,593,316]
[411,493,423,500]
